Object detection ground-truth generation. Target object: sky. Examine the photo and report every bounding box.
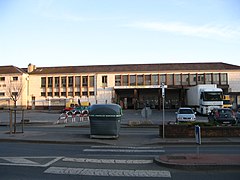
[1,0,240,68]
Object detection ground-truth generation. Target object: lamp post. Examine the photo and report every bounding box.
[160,83,167,139]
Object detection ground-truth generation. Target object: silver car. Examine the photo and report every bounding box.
[176,107,196,123]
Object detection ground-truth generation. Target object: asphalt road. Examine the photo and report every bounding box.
[0,142,239,179]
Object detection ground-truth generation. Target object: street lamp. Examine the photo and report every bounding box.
[160,83,167,139]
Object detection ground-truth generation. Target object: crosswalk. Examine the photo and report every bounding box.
[0,146,171,178]
[44,167,171,178]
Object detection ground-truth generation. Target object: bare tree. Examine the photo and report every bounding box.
[6,79,24,133]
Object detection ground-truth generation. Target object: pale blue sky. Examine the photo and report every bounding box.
[1,0,240,68]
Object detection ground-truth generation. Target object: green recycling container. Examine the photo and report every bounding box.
[89,104,122,139]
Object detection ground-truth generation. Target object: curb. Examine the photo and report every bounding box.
[1,136,240,146]
[146,141,240,146]
[0,138,113,146]
[153,156,240,171]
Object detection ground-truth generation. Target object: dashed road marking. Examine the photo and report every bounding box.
[91,145,164,149]
[44,167,171,178]
[63,157,153,164]
[83,148,165,153]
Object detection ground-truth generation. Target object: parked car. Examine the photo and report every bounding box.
[208,108,237,125]
[176,107,196,123]
[236,109,240,124]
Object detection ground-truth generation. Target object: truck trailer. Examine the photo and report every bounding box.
[186,84,223,115]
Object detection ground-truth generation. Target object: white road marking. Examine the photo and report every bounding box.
[0,156,63,167]
[44,167,171,178]
[1,157,39,165]
[91,145,164,149]
[63,157,153,164]
[83,149,165,153]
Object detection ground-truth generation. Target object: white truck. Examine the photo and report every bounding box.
[186,84,223,115]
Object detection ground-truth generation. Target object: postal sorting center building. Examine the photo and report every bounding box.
[0,62,240,110]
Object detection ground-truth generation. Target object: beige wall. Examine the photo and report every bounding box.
[228,72,240,93]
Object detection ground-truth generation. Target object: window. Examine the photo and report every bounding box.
[68,92,73,96]
[75,92,80,96]
[89,91,95,96]
[220,73,227,85]
[68,76,73,87]
[0,92,5,96]
[75,76,80,87]
[130,75,136,86]
[122,75,128,86]
[145,75,151,85]
[82,76,88,86]
[102,75,107,87]
[54,92,59,96]
[174,74,181,85]
[197,74,204,84]
[12,92,18,96]
[152,74,159,85]
[48,77,53,87]
[12,77,18,81]
[61,77,66,87]
[0,77,5,81]
[41,92,45,96]
[55,77,59,87]
[167,74,173,85]
[160,74,166,84]
[47,92,53,96]
[41,77,46,87]
[137,75,144,86]
[61,92,66,96]
[82,91,88,96]
[205,74,212,84]
[182,74,189,85]
[115,75,121,86]
[213,73,220,84]
[89,76,94,87]
[190,74,197,85]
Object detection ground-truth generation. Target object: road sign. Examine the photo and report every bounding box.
[195,125,201,145]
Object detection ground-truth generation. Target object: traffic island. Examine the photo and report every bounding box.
[159,124,240,138]
[154,154,240,170]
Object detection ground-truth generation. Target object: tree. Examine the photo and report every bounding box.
[6,79,24,133]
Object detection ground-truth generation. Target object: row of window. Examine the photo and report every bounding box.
[115,73,228,86]
[41,76,95,88]
[41,91,95,97]
[0,77,19,81]
[41,75,108,88]
[40,75,109,97]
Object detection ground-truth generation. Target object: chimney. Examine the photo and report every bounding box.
[28,63,36,73]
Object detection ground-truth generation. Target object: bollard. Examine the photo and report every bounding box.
[21,109,24,133]
[9,110,12,134]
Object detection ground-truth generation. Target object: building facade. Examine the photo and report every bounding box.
[1,62,240,110]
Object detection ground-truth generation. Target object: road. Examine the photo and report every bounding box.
[0,142,239,179]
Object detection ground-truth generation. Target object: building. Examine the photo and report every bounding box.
[0,66,29,109]
[1,62,240,110]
